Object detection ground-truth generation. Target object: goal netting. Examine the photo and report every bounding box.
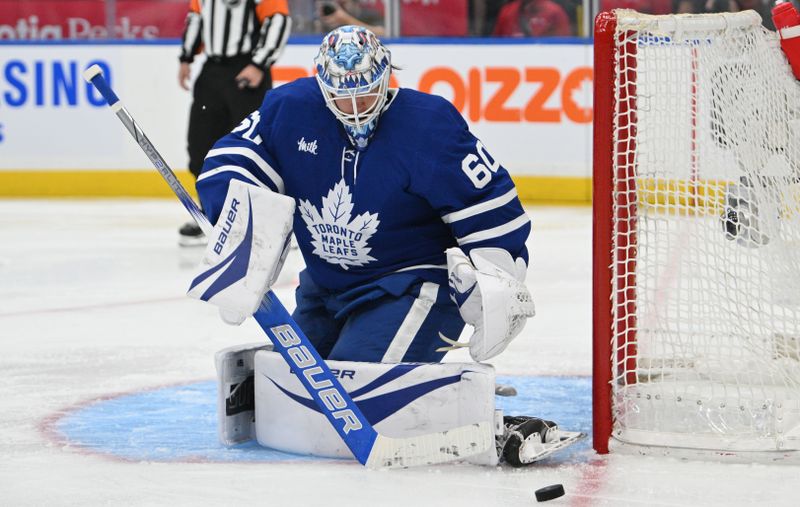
[593,9,800,456]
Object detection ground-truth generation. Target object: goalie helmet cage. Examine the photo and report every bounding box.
[593,9,800,458]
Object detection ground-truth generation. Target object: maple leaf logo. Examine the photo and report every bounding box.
[298,179,380,270]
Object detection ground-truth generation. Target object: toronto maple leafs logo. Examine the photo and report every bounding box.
[298,179,380,269]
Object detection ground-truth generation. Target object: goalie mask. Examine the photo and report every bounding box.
[314,25,392,151]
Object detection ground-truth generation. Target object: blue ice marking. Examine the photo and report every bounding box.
[55,376,592,464]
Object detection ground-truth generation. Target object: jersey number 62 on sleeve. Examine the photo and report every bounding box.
[461,141,500,189]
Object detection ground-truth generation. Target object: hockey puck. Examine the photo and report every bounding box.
[535,484,565,502]
[494,384,517,397]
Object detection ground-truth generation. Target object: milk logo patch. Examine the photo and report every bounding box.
[297,137,318,155]
[298,179,379,269]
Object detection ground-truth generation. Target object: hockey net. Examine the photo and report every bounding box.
[593,9,800,456]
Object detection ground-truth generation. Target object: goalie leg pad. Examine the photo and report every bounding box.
[188,180,295,318]
[253,351,499,465]
[215,342,274,445]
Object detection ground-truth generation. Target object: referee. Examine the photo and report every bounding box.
[177,0,291,245]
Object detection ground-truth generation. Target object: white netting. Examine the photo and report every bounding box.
[609,10,800,452]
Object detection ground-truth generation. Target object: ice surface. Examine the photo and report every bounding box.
[1,201,798,506]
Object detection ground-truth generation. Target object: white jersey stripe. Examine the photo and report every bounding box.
[381,282,440,363]
[393,264,447,273]
[456,213,530,246]
[197,165,270,189]
[205,147,285,193]
[441,188,518,224]
[182,13,202,58]
[201,6,213,58]
[226,4,245,56]
[211,1,226,56]
[252,14,291,67]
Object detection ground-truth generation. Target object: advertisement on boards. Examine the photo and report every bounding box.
[0,45,193,170]
[0,0,186,40]
[0,42,592,182]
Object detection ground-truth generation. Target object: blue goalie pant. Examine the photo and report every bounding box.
[292,270,465,363]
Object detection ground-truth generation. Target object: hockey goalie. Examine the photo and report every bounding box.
[186,25,583,467]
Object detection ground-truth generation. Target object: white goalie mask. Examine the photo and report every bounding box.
[314,25,392,151]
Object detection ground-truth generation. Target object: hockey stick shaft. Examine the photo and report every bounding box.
[83,66,210,236]
[83,65,491,468]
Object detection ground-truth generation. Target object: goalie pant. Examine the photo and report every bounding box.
[291,269,465,363]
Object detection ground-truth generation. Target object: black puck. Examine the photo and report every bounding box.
[535,484,565,502]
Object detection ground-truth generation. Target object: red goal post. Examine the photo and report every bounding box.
[593,9,800,458]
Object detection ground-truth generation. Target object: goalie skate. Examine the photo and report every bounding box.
[498,416,585,467]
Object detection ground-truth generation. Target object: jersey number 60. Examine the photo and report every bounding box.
[461,141,500,189]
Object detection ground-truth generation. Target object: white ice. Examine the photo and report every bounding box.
[1,200,798,506]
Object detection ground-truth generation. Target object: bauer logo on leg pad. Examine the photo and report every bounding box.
[270,324,364,435]
[187,180,295,316]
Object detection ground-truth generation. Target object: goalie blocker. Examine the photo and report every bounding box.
[216,344,584,466]
[187,180,294,323]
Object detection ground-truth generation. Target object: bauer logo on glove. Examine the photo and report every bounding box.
[187,180,295,323]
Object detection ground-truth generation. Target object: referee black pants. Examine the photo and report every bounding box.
[187,55,272,179]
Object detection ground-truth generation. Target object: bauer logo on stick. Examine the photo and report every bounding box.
[269,324,363,435]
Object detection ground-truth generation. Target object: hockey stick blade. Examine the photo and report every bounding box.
[366,422,492,468]
[83,64,493,468]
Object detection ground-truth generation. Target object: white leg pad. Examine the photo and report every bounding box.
[253,351,498,465]
[215,342,273,445]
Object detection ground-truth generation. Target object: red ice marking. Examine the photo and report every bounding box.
[0,296,186,318]
[0,279,300,318]
[567,457,610,507]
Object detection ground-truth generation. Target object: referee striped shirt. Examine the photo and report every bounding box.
[180,0,291,68]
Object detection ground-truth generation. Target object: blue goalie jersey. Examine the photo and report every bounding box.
[196,77,531,292]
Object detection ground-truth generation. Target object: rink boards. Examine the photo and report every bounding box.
[0,39,593,204]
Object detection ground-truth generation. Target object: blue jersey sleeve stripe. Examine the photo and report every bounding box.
[197,165,275,191]
[441,188,519,224]
[456,213,531,246]
[205,146,285,193]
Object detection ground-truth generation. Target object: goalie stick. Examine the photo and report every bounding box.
[82,65,492,469]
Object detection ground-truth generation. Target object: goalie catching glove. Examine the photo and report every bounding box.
[187,180,295,324]
[443,247,535,362]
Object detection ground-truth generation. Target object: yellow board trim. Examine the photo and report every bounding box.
[0,170,592,204]
[0,170,199,199]
[514,175,591,205]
